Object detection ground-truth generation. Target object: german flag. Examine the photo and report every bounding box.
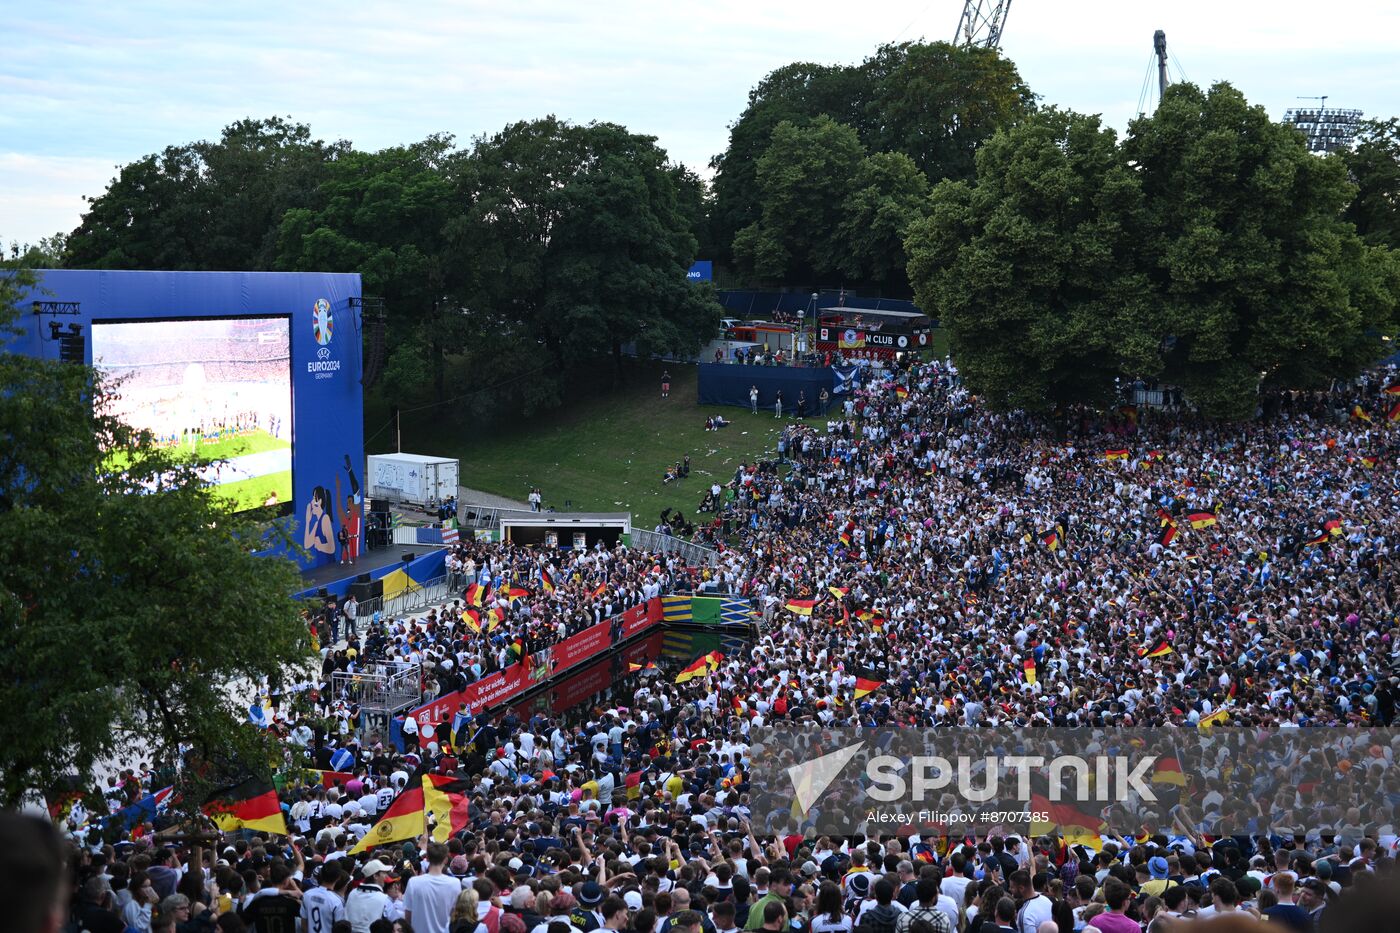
[627,660,657,673]
[1304,531,1330,548]
[1139,638,1173,659]
[350,779,426,853]
[1385,384,1400,395]
[589,583,607,601]
[1104,449,1130,461]
[1388,401,1400,423]
[828,586,849,600]
[1352,404,1373,423]
[785,598,819,616]
[1187,512,1217,530]
[1158,522,1177,548]
[625,770,644,800]
[484,606,506,633]
[540,568,555,595]
[464,583,488,608]
[1360,456,1379,470]
[1040,529,1060,551]
[675,651,722,684]
[1198,708,1230,731]
[461,609,482,634]
[423,774,472,843]
[1151,756,1188,787]
[1324,518,1344,537]
[1023,658,1037,686]
[1143,449,1162,466]
[1031,793,1107,849]
[203,777,287,837]
[505,585,531,604]
[867,614,886,632]
[838,531,852,547]
[853,673,885,699]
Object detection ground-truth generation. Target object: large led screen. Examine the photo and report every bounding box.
[91,317,293,513]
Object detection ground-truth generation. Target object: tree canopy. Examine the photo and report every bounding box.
[62,116,719,416]
[709,41,1033,285]
[1341,118,1400,250]
[0,270,310,810]
[907,84,1400,418]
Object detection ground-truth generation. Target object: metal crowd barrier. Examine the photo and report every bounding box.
[629,529,720,567]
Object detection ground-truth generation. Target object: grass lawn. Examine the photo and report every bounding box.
[397,363,821,528]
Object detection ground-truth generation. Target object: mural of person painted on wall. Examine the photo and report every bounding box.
[303,485,336,560]
[336,454,362,563]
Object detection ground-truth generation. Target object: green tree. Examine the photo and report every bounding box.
[732,116,866,283]
[1125,83,1396,416]
[836,151,930,287]
[710,42,1032,281]
[65,117,344,271]
[0,269,310,810]
[906,109,1151,411]
[859,41,1034,183]
[462,117,719,397]
[908,85,1400,418]
[275,136,469,402]
[708,62,855,265]
[1341,118,1400,249]
[3,233,67,268]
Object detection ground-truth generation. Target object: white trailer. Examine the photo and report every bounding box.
[366,453,459,507]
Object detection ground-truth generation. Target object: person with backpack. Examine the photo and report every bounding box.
[854,880,905,933]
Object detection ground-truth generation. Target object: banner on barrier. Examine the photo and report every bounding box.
[408,597,666,727]
[552,619,613,673]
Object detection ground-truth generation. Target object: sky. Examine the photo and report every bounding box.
[3,0,1398,249]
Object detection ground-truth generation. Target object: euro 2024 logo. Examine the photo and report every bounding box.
[309,299,342,378]
[312,298,334,347]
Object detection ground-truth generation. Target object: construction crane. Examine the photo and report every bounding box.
[1154,30,1169,104]
[954,0,1013,50]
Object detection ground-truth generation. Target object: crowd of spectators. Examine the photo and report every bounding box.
[27,355,1400,933]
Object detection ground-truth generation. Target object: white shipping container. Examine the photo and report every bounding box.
[366,453,459,507]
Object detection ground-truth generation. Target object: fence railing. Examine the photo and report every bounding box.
[350,572,456,620]
[630,529,720,566]
[332,661,423,715]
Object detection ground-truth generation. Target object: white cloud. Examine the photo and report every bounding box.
[3,0,1398,246]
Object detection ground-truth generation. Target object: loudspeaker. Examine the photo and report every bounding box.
[401,552,415,564]
[350,578,383,602]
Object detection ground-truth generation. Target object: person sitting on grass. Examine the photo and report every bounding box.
[663,464,679,484]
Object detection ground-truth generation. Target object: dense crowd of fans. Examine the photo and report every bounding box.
[25,355,1400,933]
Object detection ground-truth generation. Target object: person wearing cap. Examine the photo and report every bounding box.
[406,842,467,933]
[531,891,585,933]
[1297,878,1330,927]
[347,859,395,933]
[575,881,607,931]
[1140,856,1176,898]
